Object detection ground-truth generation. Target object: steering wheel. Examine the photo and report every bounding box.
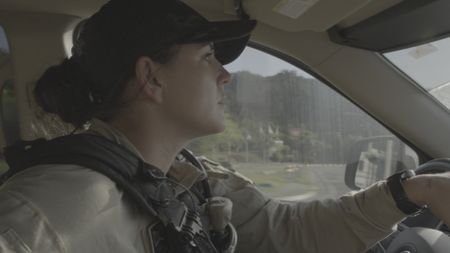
[385,159,450,253]
[415,158,450,175]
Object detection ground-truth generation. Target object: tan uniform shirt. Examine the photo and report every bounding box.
[0,120,406,253]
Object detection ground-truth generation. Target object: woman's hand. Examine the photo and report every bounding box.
[403,172,450,225]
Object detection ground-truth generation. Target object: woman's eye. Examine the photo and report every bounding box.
[204,51,215,61]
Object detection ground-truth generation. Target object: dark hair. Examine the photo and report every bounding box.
[34,31,178,128]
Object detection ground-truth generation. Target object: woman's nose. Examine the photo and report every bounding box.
[218,65,231,86]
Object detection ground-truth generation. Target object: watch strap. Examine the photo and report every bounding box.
[387,170,425,216]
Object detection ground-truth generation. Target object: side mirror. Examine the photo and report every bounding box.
[345,136,418,190]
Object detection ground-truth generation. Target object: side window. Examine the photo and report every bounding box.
[189,46,419,200]
[0,25,19,174]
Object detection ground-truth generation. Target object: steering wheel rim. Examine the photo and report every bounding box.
[415,158,450,174]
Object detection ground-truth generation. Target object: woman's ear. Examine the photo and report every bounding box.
[143,78,163,104]
[135,56,163,104]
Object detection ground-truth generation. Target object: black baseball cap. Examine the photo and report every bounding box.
[76,0,257,65]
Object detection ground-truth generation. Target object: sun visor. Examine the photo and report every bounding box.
[220,0,375,32]
[328,1,450,52]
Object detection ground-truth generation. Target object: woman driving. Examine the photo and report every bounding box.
[1,0,450,252]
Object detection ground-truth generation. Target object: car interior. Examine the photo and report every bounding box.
[1,0,450,252]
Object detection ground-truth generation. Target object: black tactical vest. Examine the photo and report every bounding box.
[1,134,235,253]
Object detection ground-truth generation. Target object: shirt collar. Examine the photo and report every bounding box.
[86,118,205,193]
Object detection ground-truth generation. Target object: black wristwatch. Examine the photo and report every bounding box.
[387,170,426,216]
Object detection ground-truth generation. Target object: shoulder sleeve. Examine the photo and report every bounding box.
[200,158,406,253]
[0,190,64,253]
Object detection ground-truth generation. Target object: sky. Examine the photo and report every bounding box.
[225,46,311,78]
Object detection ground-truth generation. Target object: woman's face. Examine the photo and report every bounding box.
[156,43,231,138]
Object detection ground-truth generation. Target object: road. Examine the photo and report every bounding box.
[239,163,352,201]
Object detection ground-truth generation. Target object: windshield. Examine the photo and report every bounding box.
[384,36,450,108]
